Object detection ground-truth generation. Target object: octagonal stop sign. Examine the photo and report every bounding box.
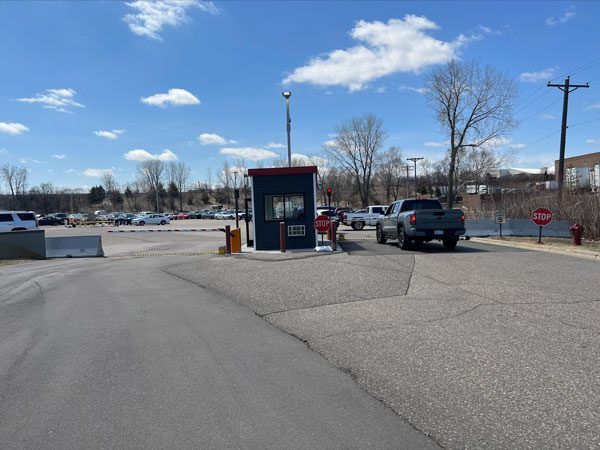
[532,208,553,227]
[314,214,331,234]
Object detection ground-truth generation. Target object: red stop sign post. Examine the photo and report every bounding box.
[315,214,331,246]
[532,207,553,243]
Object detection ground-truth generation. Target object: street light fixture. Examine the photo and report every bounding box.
[282,91,292,167]
[407,157,424,197]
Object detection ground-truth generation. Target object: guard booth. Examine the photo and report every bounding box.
[248,166,318,250]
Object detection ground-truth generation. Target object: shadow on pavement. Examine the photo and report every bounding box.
[341,240,524,255]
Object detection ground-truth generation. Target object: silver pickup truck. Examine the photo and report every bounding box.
[376,198,465,250]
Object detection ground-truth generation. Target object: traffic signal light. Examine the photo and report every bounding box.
[326,187,332,196]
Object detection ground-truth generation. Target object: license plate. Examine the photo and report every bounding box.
[434,230,444,235]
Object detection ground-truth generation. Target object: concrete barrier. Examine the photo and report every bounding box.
[465,219,571,238]
[464,220,503,237]
[507,219,571,238]
[45,236,104,258]
[0,230,46,259]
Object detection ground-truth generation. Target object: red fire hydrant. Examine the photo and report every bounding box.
[570,223,584,246]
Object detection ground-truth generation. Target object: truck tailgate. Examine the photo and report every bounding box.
[414,210,463,229]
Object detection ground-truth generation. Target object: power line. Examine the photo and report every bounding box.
[518,97,562,123]
[515,90,551,114]
[518,130,561,151]
[569,116,600,128]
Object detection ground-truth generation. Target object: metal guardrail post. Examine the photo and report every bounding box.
[225,225,231,255]
[279,222,286,253]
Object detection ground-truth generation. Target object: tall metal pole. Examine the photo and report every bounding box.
[282,92,292,167]
[233,171,239,229]
[547,77,589,197]
[404,165,411,198]
[407,157,424,197]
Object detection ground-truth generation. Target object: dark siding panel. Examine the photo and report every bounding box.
[253,173,316,250]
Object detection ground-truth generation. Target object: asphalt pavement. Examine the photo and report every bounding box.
[0,234,436,448]
[169,235,600,448]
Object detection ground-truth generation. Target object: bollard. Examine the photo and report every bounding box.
[225,225,231,254]
[570,223,584,246]
[279,221,286,253]
[331,221,337,251]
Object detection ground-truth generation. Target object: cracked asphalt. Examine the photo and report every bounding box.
[167,238,600,448]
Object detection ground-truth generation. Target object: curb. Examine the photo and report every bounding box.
[471,238,600,261]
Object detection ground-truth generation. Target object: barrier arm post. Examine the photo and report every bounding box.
[331,221,337,251]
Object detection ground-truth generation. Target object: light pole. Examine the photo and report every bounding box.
[233,171,239,229]
[282,91,292,167]
[407,157,424,197]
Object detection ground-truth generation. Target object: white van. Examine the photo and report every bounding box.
[0,211,39,232]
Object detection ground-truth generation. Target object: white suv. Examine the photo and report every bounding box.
[0,211,39,232]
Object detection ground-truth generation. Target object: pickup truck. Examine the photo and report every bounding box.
[376,199,465,250]
[343,205,387,230]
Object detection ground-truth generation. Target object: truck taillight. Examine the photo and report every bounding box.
[461,213,465,223]
[410,213,416,225]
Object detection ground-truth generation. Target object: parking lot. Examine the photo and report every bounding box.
[3,220,600,448]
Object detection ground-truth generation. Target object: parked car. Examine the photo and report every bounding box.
[316,208,339,222]
[176,212,190,220]
[187,211,202,219]
[343,205,387,230]
[131,213,170,226]
[201,210,216,219]
[215,209,236,220]
[114,213,136,225]
[38,215,64,226]
[0,211,39,232]
[376,198,465,250]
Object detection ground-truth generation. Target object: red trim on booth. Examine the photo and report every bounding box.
[248,166,318,176]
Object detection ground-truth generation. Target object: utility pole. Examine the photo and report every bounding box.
[403,165,412,198]
[407,157,424,197]
[282,91,292,167]
[547,77,589,196]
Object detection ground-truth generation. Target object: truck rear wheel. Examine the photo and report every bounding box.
[442,238,458,250]
[376,225,387,244]
[351,221,365,231]
[398,227,412,250]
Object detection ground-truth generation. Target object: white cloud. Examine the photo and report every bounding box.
[219,147,277,161]
[375,86,387,94]
[123,0,218,41]
[0,122,29,135]
[123,148,178,161]
[283,15,478,91]
[17,88,84,112]
[478,25,502,35]
[292,153,328,166]
[399,84,428,94]
[509,143,526,150]
[141,88,200,107]
[323,140,337,148]
[546,9,576,26]
[424,141,449,148]
[541,113,557,120]
[266,141,286,149]
[586,139,600,145]
[198,132,231,145]
[52,154,67,160]
[19,157,45,164]
[65,169,77,174]
[520,67,556,83]
[94,129,126,140]
[82,168,113,177]
[586,103,600,111]
[0,148,6,154]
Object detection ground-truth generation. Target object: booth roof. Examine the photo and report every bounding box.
[248,166,318,176]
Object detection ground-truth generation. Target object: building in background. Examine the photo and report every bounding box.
[555,152,600,190]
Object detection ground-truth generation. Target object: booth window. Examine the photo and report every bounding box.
[264,194,305,221]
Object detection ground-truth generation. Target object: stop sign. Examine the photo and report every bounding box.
[314,214,331,233]
[532,208,553,226]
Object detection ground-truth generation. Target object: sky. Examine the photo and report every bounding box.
[1,0,600,190]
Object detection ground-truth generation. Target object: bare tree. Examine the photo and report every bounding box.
[424,60,518,207]
[376,147,404,202]
[218,160,232,205]
[167,161,190,211]
[0,164,28,208]
[326,113,386,207]
[137,160,164,212]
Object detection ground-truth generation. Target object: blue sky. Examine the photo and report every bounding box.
[1,0,600,189]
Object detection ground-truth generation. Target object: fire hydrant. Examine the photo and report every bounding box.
[570,223,584,246]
